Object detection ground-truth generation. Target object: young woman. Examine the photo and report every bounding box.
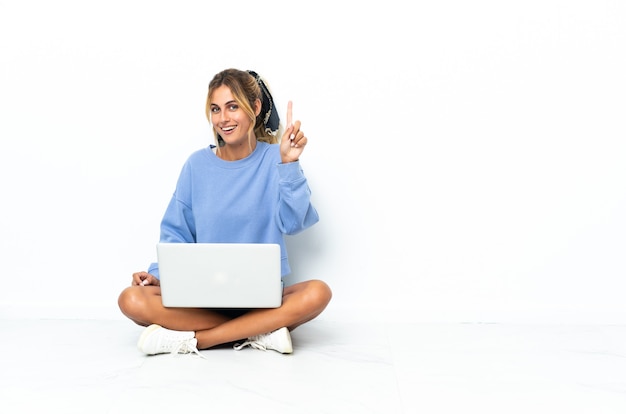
[118,68,332,356]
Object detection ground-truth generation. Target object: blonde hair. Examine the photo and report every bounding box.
[206,69,279,151]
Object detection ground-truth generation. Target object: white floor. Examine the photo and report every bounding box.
[1,318,626,413]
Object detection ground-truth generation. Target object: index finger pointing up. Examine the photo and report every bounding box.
[286,101,293,128]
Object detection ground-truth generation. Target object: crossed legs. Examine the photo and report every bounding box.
[118,279,332,350]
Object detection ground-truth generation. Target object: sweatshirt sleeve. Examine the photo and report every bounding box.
[146,162,197,279]
[160,159,197,243]
[276,161,319,235]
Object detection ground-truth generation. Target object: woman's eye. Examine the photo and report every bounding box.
[229,104,238,111]
[211,107,220,113]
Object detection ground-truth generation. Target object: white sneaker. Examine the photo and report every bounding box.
[137,324,203,357]
[233,327,293,354]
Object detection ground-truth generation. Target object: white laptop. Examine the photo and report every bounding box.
[156,242,283,308]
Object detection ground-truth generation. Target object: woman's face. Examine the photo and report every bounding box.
[209,85,254,146]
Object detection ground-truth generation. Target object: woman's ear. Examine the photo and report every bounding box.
[254,99,262,116]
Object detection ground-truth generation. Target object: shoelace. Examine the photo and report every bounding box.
[170,339,207,359]
[233,334,268,351]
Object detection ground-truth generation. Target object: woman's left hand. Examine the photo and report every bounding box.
[280,101,307,163]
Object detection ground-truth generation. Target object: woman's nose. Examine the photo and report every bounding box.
[217,111,229,123]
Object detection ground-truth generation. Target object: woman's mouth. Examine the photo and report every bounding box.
[221,125,236,134]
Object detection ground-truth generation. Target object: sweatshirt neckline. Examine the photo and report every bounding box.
[205,142,267,169]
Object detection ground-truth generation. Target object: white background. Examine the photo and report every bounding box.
[1,0,624,323]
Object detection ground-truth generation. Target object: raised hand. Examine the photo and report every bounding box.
[280,101,307,163]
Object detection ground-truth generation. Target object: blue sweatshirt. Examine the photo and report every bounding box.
[148,141,319,279]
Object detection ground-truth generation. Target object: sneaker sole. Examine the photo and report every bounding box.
[137,324,162,354]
